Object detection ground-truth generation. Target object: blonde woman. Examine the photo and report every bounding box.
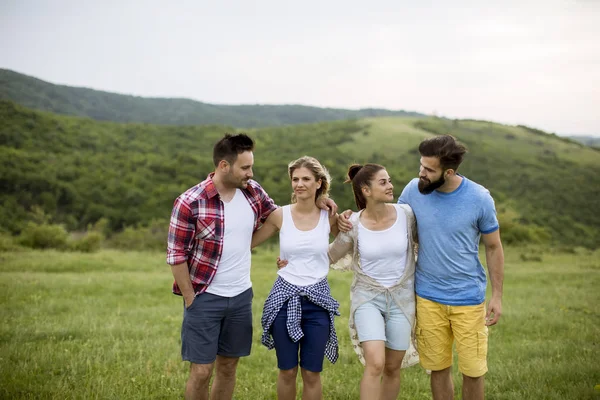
[328,164,419,400]
[252,156,340,400]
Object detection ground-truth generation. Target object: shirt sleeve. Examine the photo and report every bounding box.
[403,205,419,245]
[397,180,412,205]
[255,182,278,223]
[478,190,499,234]
[328,231,354,265]
[167,197,195,265]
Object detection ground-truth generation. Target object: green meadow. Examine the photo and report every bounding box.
[1,247,598,399]
[2,66,600,400]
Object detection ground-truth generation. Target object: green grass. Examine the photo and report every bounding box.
[0,247,599,399]
[337,117,431,160]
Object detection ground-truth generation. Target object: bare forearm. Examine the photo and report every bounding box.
[252,210,281,249]
[171,262,195,301]
[329,214,340,237]
[486,245,504,299]
[251,224,277,248]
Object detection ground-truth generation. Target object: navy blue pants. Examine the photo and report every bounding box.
[271,298,330,372]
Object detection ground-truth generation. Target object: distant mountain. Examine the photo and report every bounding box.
[0,69,425,127]
[567,135,600,148]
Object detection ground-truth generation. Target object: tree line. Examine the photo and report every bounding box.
[1,100,599,250]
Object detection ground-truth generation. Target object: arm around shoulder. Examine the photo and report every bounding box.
[252,180,278,222]
[251,207,282,248]
[329,213,340,237]
[328,228,354,267]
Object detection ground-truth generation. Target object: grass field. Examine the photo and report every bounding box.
[0,247,599,399]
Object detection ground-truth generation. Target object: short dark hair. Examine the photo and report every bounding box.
[345,163,386,210]
[213,133,254,167]
[418,134,467,171]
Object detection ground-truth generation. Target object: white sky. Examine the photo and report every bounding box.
[1,0,599,136]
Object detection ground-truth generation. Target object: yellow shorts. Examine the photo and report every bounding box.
[416,296,488,377]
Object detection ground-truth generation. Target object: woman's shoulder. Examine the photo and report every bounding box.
[394,204,416,230]
[267,206,284,226]
[394,203,414,216]
[350,210,362,223]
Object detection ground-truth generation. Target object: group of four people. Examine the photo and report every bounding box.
[167,132,504,400]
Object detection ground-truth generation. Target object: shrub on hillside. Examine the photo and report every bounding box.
[18,222,69,249]
[501,224,551,246]
[89,217,111,237]
[108,219,167,251]
[0,232,23,252]
[69,231,104,253]
[519,250,543,262]
[497,207,551,246]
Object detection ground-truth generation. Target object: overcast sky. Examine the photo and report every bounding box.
[1,0,599,136]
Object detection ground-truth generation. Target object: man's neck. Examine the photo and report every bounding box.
[437,174,463,193]
[211,173,237,201]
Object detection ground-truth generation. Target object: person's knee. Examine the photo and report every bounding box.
[365,357,385,376]
[215,357,239,378]
[189,363,214,384]
[431,366,452,378]
[383,361,402,377]
[279,367,298,383]
[300,369,321,386]
[463,373,485,381]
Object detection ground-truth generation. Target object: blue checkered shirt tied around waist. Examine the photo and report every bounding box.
[261,276,341,364]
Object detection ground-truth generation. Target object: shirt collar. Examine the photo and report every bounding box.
[203,173,220,199]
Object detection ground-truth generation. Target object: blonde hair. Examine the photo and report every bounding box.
[288,156,331,203]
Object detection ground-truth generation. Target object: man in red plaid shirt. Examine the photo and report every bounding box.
[167,133,336,400]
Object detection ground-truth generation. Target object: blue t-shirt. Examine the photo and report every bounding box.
[398,176,499,305]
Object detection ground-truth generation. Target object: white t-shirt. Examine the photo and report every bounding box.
[206,189,255,297]
[278,205,330,287]
[357,204,408,288]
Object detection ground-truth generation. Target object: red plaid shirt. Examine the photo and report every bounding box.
[167,173,277,295]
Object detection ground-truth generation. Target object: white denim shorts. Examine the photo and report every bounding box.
[354,292,411,351]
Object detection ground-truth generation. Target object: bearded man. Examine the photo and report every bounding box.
[397,134,505,400]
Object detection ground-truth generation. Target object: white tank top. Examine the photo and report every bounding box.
[357,204,408,288]
[278,205,330,287]
[206,189,254,297]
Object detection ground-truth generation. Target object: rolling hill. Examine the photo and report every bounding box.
[0,69,424,127]
[568,135,600,148]
[1,100,599,248]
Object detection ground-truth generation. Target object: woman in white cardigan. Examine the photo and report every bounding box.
[328,163,419,400]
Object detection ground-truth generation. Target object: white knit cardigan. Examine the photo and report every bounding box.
[328,204,420,368]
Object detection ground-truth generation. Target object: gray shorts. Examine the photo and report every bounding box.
[354,293,411,351]
[181,287,253,364]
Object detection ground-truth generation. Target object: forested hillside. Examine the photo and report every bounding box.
[1,101,599,248]
[0,69,423,127]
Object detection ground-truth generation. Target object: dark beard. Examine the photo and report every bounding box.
[418,175,445,194]
[225,172,248,189]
